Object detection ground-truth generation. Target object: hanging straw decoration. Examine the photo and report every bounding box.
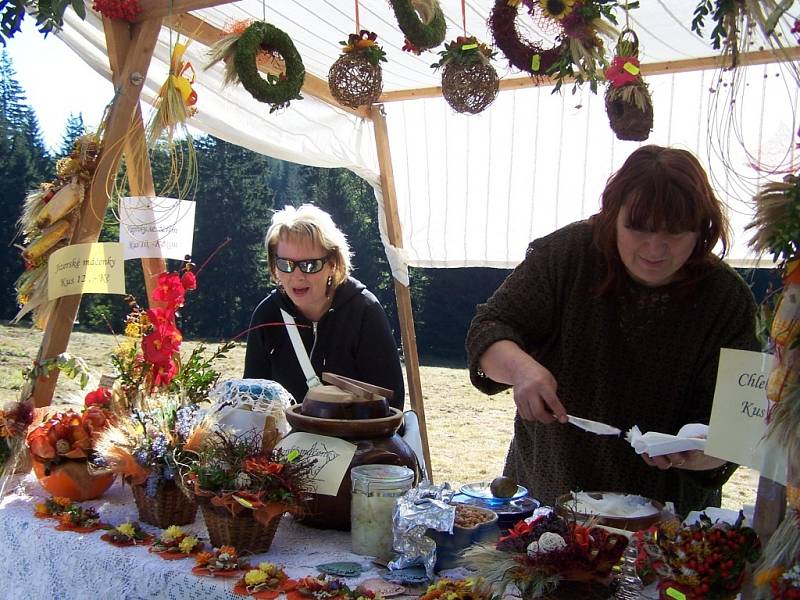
[13,134,101,329]
[433,2,498,115]
[603,28,653,141]
[328,3,387,109]
[746,173,800,599]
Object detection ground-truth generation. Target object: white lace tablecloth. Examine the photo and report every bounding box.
[0,474,391,600]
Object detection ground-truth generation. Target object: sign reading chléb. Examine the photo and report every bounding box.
[47,242,125,300]
[706,348,787,485]
[119,196,195,260]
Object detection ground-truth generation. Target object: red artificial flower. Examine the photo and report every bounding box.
[604,55,640,88]
[498,516,540,544]
[152,272,186,308]
[84,387,111,409]
[571,524,591,551]
[244,456,285,476]
[81,405,111,438]
[142,328,181,367]
[180,270,197,291]
[151,358,178,388]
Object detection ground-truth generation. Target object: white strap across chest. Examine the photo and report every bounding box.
[280,308,322,389]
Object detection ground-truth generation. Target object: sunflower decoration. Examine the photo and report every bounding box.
[328,30,387,109]
[540,0,576,20]
[603,28,653,141]
[490,0,620,94]
[206,21,305,113]
[432,36,499,114]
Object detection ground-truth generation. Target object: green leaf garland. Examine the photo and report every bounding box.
[388,0,446,52]
[234,22,305,113]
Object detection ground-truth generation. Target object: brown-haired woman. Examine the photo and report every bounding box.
[466,145,759,514]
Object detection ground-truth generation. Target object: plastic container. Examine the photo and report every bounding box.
[350,464,414,556]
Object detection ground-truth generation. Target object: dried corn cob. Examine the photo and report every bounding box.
[22,219,72,264]
[34,180,82,229]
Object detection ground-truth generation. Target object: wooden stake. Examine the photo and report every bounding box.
[370,104,432,481]
[31,17,163,407]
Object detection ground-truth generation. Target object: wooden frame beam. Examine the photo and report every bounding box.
[135,0,237,22]
[162,13,372,120]
[370,104,432,481]
[31,16,163,407]
[379,45,800,103]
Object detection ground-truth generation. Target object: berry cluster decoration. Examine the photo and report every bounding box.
[92,0,141,22]
[328,30,387,109]
[604,28,653,141]
[389,0,446,54]
[432,36,499,114]
[645,512,761,600]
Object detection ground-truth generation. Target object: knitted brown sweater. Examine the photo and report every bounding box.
[466,221,760,514]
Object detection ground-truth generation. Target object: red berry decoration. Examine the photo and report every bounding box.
[92,0,141,22]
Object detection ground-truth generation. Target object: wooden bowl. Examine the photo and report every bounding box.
[555,491,664,532]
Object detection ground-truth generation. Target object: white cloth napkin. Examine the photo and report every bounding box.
[626,423,708,457]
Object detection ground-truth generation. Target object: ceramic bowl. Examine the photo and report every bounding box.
[555,491,664,532]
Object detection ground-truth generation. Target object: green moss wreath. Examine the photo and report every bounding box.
[234,22,306,113]
[389,0,446,52]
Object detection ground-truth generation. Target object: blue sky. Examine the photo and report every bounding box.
[6,20,109,152]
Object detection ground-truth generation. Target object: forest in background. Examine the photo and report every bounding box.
[0,51,779,363]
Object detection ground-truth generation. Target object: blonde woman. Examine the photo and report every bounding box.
[244,204,404,408]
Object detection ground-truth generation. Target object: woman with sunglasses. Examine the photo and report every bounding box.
[243,204,404,409]
[466,145,760,515]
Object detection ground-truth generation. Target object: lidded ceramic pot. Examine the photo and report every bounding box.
[285,373,419,530]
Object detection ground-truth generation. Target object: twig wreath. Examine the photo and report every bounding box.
[490,0,620,93]
[234,22,305,112]
[389,0,447,53]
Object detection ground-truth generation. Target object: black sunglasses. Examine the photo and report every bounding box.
[275,255,330,274]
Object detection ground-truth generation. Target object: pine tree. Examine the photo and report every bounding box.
[57,113,85,157]
[0,51,27,130]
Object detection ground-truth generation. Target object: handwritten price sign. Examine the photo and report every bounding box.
[47,242,125,300]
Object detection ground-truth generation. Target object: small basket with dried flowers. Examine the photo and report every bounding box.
[150,525,204,560]
[26,388,115,501]
[233,562,298,599]
[647,512,761,600]
[192,545,249,578]
[100,521,154,547]
[604,28,653,142]
[432,36,498,115]
[95,263,231,527]
[328,30,387,109]
[463,508,628,600]
[181,426,318,554]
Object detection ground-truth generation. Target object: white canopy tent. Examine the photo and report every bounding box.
[54,0,800,281]
[28,2,798,528]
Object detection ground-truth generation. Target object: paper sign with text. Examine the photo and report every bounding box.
[706,348,787,484]
[47,242,125,300]
[275,432,356,496]
[119,196,195,260]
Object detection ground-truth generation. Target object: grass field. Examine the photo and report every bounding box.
[0,321,758,510]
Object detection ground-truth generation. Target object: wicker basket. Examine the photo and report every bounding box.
[132,481,197,528]
[200,503,282,554]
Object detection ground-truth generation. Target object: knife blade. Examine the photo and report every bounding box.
[567,414,622,436]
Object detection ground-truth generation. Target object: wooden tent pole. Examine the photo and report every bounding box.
[31,17,163,407]
[104,18,166,303]
[370,104,432,481]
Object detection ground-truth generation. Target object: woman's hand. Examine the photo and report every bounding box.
[479,341,567,424]
[641,450,726,471]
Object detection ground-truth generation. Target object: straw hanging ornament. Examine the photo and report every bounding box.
[328,2,387,109]
[603,29,653,141]
[433,1,498,115]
